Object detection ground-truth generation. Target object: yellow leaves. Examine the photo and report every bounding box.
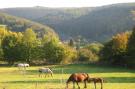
[0,25,24,45]
[112,32,130,53]
[42,32,60,45]
[23,28,37,43]
[0,27,8,38]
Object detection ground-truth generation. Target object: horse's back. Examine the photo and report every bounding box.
[24,64,29,67]
[67,73,89,82]
[17,63,29,67]
[39,67,53,73]
[17,63,23,67]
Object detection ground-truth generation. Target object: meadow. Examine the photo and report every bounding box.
[0,64,135,89]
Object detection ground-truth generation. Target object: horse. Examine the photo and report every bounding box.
[17,63,29,70]
[66,73,90,89]
[38,67,53,77]
[89,77,104,89]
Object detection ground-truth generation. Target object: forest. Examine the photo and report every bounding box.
[0,25,135,68]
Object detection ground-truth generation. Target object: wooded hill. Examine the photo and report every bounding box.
[0,12,56,37]
[1,3,135,42]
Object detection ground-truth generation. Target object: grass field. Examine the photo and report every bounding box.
[0,64,135,89]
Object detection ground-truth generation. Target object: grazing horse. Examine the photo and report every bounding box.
[38,68,53,77]
[17,63,29,70]
[66,73,90,89]
[89,77,103,89]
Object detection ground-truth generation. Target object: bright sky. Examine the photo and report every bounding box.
[0,0,135,8]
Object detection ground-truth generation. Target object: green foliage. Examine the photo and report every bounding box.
[0,26,78,64]
[126,27,135,67]
[42,35,77,64]
[22,28,39,63]
[85,43,103,54]
[128,27,135,54]
[60,45,77,64]
[2,34,19,64]
[78,48,98,62]
[101,32,130,65]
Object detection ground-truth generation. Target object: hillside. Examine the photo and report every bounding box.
[1,3,135,42]
[1,7,93,25]
[0,12,55,36]
[55,3,135,42]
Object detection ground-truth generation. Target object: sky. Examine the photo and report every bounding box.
[0,0,135,8]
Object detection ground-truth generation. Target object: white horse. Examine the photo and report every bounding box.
[38,68,53,77]
[17,63,29,70]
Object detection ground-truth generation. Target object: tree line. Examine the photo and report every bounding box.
[0,26,102,65]
[0,27,78,64]
[1,25,135,68]
[101,27,135,68]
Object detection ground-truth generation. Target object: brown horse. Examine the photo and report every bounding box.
[66,73,90,89]
[89,77,103,89]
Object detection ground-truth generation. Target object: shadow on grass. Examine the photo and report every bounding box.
[104,77,135,83]
[2,77,135,84]
[2,79,63,84]
[28,64,135,74]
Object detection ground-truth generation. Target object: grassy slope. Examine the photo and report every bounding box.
[0,64,135,89]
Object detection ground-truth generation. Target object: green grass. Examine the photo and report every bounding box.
[0,64,135,89]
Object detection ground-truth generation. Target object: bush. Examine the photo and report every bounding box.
[78,48,98,62]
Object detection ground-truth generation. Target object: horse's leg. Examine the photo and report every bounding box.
[84,81,87,88]
[44,74,46,78]
[101,81,103,89]
[94,82,96,89]
[24,66,26,71]
[73,82,75,89]
[51,73,53,77]
[76,82,80,89]
[66,82,69,89]
[39,73,42,77]
[18,67,20,71]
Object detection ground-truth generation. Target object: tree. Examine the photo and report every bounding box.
[78,48,97,62]
[112,32,130,55]
[127,27,135,67]
[68,38,75,47]
[2,34,18,64]
[22,28,38,63]
[85,43,103,54]
[0,27,8,60]
[101,32,130,65]
[42,33,77,64]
